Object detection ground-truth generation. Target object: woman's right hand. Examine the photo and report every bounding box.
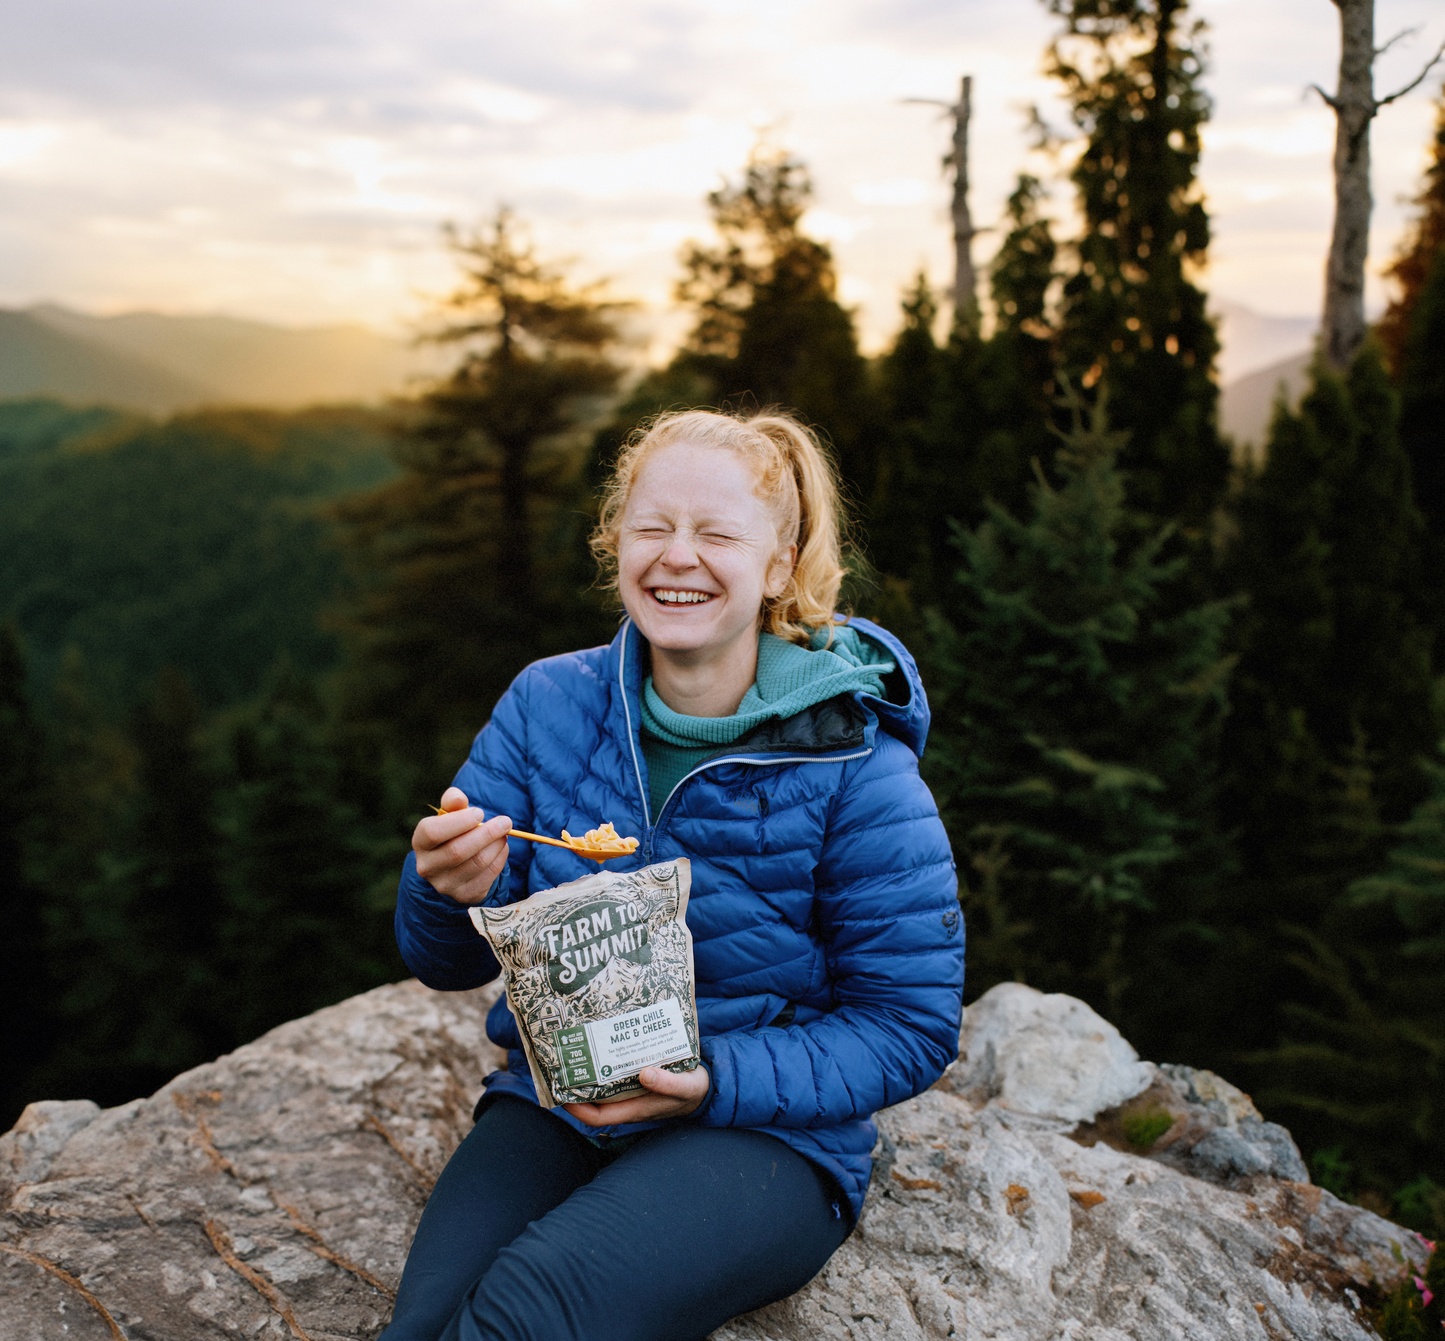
[413,786,512,905]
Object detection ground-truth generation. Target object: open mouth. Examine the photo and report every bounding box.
[651,589,716,606]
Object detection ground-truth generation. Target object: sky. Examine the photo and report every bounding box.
[2,0,1442,359]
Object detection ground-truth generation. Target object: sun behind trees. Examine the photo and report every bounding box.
[335,209,627,777]
[1,1,1443,1246]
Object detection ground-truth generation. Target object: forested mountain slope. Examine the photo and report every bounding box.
[0,398,399,712]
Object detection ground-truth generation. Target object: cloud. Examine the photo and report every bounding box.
[1,0,1441,342]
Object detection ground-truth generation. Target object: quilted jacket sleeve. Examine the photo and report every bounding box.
[394,673,538,991]
[693,733,964,1129]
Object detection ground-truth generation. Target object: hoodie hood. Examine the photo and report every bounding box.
[610,614,932,763]
[838,615,932,760]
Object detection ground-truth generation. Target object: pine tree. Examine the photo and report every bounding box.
[0,625,49,1126]
[672,148,878,505]
[1219,343,1438,1087]
[217,659,403,1044]
[872,181,1061,609]
[336,210,625,775]
[1377,83,1445,376]
[870,274,944,590]
[31,666,227,1105]
[991,174,1059,345]
[1225,345,1435,892]
[971,174,1061,514]
[1251,746,1445,1210]
[1396,249,1445,652]
[1047,0,1228,528]
[120,668,229,1077]
[923,389,1237,1027]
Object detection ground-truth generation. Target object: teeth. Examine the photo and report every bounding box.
[654,590,713,604]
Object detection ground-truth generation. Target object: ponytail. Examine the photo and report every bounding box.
[590,408,849,645]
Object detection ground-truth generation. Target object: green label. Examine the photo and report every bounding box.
[554,1026,597,1086]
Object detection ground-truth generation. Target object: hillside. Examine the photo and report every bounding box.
[0,398,400,712]
[1218,351,1312,454]
[0,309,214,413]
[1,305,444,413]
[1209,299,1315,386]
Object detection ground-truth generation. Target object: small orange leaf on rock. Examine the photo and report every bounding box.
[892,1171,943,1191]
[1070,1189,1107,1209]
[1005,1183,1031,1215]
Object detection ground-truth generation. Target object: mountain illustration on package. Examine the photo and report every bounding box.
[469,860,700,1108]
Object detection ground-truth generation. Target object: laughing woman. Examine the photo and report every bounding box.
[382,410,965,1341]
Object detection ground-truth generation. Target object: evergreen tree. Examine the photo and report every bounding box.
[872,180,1061,609]
[336,210,625,775]
[217,660,403,1044]
[671,148,878,505]
[0,625,49,1126]
[1219,343,1437,1092]
[119,668,229,1078]
[1251,745,1445,1211]
[1047,0,1228,528]
[992,174,1059,345]
[32,666,227,1105]
[871,274,945,591]
[1396,250,1445,651]
[923,389,1237,1028]
[1225,346,1435,896]
[971,174,1061,514]
[1378,82,1445,377]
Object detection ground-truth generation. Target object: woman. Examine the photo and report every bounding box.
[383,410,964,1341]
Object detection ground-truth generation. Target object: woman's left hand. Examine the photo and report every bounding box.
[563,1064,710,1127]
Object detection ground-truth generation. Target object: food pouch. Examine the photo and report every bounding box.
[468,859,700,1108]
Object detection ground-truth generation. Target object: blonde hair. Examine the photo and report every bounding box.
[591,409,848,646]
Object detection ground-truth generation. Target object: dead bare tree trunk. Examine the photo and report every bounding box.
[1320,0,1377,370]
[904,76,979,333]
[949,76,979,333]
[1315,0,1445,370]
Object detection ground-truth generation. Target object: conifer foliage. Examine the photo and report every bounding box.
[1254,747,1445,1210]
[218,660,402,1045]
[337,210,625,770]
[0,626,49,1122]
[923,390,1236,1022]
[1378,83,1445,377]
[869,179,1060,606]
[1224,345,1434,901]
[671,149,876,502]
[1049,0,1227,527]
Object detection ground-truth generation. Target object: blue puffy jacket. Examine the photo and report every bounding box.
[394,616,965,1218]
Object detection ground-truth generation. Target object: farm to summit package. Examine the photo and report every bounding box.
[469,859,701,1108]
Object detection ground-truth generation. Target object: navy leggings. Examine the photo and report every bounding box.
[379,1096,852,1341]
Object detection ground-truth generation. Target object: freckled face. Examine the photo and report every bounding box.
[618,442,794,662]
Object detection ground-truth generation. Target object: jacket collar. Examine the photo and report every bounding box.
[606,613,929,762]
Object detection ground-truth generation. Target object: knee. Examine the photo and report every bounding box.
[448,1238,593,1341]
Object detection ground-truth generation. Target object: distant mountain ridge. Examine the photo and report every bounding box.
[2,298,1318,448]
[1219,351,1313,456]
[0,305,444,414]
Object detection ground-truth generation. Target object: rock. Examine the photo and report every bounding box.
[0,981,1427,1340]
[1072,1059,1311,1186]
[942,982,1156,1122]
[1,979,507,1341]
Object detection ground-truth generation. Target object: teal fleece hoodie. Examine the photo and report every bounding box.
[638,624,895,819]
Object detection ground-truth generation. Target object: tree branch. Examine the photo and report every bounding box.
[1308,83,1343,111]
[1377,39,1445,108]
[1375,25,1420,60]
